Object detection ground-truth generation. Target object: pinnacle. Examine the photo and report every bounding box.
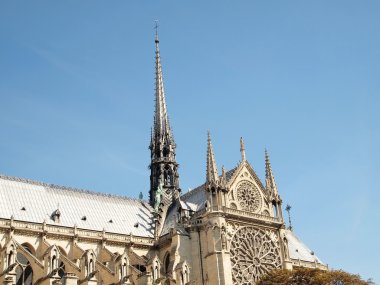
[265,148,278,198]
[206,131,219,183]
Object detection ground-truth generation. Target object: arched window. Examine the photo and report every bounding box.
[168,171,173,185]
[164,253,170,274]
[52,255,57,271]
[272,201,277,217]
[89,259,94,274]
[163,147,169,157]
[15,252,33,285]
[7,246,16,267]
[180,271,184,285]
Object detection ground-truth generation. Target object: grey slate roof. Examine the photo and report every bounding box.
[180,184,207,212]
[285,230,324,264]
[0,175,154,238]
[180,167,237,212]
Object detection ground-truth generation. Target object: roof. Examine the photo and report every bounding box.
[180,167,237,212]
[285,229,324,264]
[0,175,154,238]
[180,184,207,212]
[160,203,188,237]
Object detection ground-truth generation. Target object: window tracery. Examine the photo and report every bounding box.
[15,252,33,285]
[230,227,281,284]
[236,181,262,212]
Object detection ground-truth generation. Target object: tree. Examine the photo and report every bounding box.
[257,268,373,285]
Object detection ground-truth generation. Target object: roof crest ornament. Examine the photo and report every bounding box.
[240,137,246,162]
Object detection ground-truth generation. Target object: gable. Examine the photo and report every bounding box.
[226,162,270,216]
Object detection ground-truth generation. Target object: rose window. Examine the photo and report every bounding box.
[236,181,261,212]
[230,227,281,284]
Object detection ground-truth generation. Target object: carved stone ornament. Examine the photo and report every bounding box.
[236,180,262,212]
[230,227,281,284]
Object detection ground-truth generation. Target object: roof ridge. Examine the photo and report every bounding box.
[181,166,238,200]
[181,183,205,199]
[0,174,149,204]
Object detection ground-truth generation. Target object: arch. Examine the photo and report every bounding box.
[15,248,37,272]
[82,249,97,276]
[272,201,278,217]
[58,246,68,257]
[21,243,35,256]
[230,202,237,209]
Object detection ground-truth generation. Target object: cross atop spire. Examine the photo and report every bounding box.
[154,20,159,43]
[206,131,219,183]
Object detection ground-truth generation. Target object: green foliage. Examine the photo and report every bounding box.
[257,268,372,285]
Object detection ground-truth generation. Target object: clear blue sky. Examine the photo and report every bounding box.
[1,1,379,282]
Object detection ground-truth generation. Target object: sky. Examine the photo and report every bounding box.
[0,0,379,282]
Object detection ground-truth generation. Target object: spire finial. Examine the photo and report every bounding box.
[240,137,246,162]
[285,204,293,231]
[206,131,219,183]
[152,23,172,141]
[154,20,159,43]
[265,148,270,178]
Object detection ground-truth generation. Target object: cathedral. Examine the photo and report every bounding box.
[0,33,327,285]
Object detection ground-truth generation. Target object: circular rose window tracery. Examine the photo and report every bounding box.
[236,181,262,212]
[230,227,281,284]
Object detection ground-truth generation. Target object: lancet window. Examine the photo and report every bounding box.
[15,252,33,285]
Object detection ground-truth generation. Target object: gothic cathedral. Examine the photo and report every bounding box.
[0,33,326,285]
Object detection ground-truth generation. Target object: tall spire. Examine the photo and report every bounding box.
[265,149,278,198]
[240,137,246,162]
[153,23,173,142]
[149,26,179,208]
[206,131,219,183]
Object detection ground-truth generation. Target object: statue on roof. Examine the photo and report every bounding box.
[154,178,164,213]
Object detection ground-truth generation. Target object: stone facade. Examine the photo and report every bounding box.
[0,34,327,285]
